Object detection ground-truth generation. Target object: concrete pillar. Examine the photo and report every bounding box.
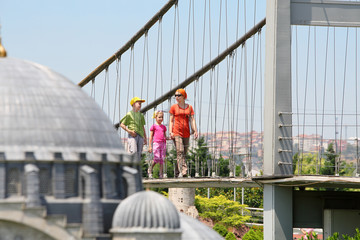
[25,164,41,207]
[80,165,104,235]
[168,188,198,218]
[0,163,5,198]
[121,166,140,197]
[52,163,65,198]
[102,164,112,198]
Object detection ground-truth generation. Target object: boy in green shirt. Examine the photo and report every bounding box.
[120,97,147,162]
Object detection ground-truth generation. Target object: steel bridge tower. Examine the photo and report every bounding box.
[264,0,360,239]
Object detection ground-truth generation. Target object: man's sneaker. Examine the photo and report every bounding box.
[149,174,153,179]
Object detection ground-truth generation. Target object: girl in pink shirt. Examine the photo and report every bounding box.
[148,111,167,178]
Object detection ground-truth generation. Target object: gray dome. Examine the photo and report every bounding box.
[180,213,223,240]
[112,190,180,229]
[0,57,125,160]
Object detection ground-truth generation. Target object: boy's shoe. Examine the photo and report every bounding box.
[147,168,153,178]
[178,173,183,178]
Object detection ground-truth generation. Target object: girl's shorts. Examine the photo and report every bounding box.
[153,141,166,164]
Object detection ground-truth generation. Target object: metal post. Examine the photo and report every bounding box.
[263,0,293,239]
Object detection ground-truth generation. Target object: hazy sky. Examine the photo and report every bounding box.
[0,0,168,84]
[2,0,359,140]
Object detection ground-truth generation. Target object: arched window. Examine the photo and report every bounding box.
[109,168,118,198]
[39,167,51,195]
[65,165,77,197]
[7,167,21,196]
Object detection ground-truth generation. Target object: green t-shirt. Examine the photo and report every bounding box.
[120,111,146,138]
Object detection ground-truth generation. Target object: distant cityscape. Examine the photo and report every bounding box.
[121,130,360,165]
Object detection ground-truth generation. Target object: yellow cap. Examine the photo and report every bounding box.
[130,97,145,106]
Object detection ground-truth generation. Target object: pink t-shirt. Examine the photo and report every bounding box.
[150,124,167,142]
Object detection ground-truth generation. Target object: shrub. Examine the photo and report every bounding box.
[242,229,263,240]
[195,195,250,227]
[213,223,228,237]
[225,232,237,240]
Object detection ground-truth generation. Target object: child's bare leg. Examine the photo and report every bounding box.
[159,163,163,178]
[148,161,155,178]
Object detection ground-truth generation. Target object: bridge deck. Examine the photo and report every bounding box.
[143,175,360,189]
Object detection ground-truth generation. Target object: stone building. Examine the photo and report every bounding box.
[0,44,221,239]
[0,54,142,239]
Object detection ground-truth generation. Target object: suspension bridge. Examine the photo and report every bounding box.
[78,0,360,239]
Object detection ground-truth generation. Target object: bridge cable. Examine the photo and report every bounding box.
[338,27,350,173]
[249,1,258,176]
[314,27,319,174]
[356,27,359,174]
[78,0,177,87]
[231,0,241,177]
[320,26,330,175]
[300,27,311,174]
[91,78,95,99]
[333,27,337,156]
[185,0,192,78]
[198,0,208,139]
[112,58,121,124]
[141,31,148,98]
[170,4,178,90]
[249,32,261,177]
[124,46,133,139]
[154,18,163,102]
[294,26,301,174]
[235,46,244,173]
[214,0,223,176]
[243,0,250,177]
[101,67,109,114]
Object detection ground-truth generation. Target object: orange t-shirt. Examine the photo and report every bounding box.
[169,104,194,138]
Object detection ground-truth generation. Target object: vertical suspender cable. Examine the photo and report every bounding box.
[314,27,319,174]
[176,6,180,85]
[170,4,178,89]
[356,27,359,175]
[91,78,95,98]
[113,58,120,124]
[214,0,223,176]
[102,67,109,112]
[294,26,301,174]
[338,27,350,174]
[118,59,122,128]
[154,18,162,100]
[141,32,148,97]
[300,27,311,174]
[185,0,192,78]
[334,27,337,156]
[320,27,330,174]
[198,0,207,139]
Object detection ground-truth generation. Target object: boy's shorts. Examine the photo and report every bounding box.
[153,141,166,164]
[127,133,144,161]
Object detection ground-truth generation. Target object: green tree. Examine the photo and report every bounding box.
[187,136,212,176]
[321,142,338,175]
[195,195,250,227]
[195,187,263,208]
[242,229,263,240]
[243,188,263,208]
[218,155,230,177]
